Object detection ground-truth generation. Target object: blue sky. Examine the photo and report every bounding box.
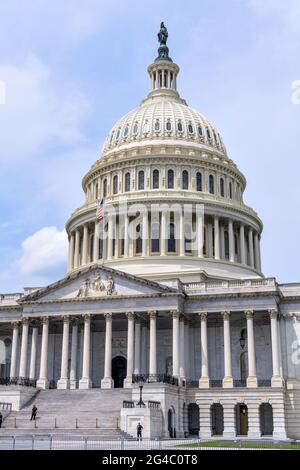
[0,0,300,292]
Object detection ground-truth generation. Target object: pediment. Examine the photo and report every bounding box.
[20,264,176,303]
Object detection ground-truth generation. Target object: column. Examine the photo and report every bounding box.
[57,316,70,389]
[197,400,212,438]
[93,221,99,262]
[207,223,213,258]
[68,232,75,271]
[222,311,233,388]
[196,210,204,258]
[245,310,258,387]
[134,320,141,375]
[149,311,157,376]
[220,225,225,259]
[184,322,190,380]
[254,232,261,271]
[269,309,283,387]
[74,229,80,268]
[142,210,149,257]
[222,401,236,438]
[160,210,167,256]
[179,318,186,382]
[179,208,185,256]
[9,322,19,379]
[239,224,246,265]
[228,220,235,263]
[199,313,210,388]
[107,215,114,260]
[79,314,92,389]
[29,324,38,381]
[248,228,254,268]
[19,319,29,380]
[36,317,49,389]
[247,401,261,438]
[82,224,89,265]
[124,312,135,388]
[70,319,79,389]
[172,311,180,378]
[124,213,129,258]
[141,325,148,374]
[214,216,220,260]
[101,313,114,388]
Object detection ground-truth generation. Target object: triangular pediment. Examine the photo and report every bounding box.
[20,264,176,303]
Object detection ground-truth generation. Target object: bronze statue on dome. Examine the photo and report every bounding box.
[158,22,168,46]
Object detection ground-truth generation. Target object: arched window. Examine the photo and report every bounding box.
[135,224,142,254]
[209,175,215,194]
[224,231,229,260]
[220,178,225,197]
[153,169,159,189]
[229,182,233,199]
[133,122,138,135]
[168,169,174,189]
[103,178,107,198]
[182,170,189,190]
[168,223,176,253]
[125,172,131,192]
[138,170,144,190]
[123,125,129,138]
[113,175,118,195]
[177,121,183,132]
[154,119,160,131]
[115,129,120,141]
[188,123,194,134]
[196,172,202,192]
[198,125,203,137]
[206,128,211,140]
[166,119,172,131]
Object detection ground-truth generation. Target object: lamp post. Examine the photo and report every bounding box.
[137,382,145,407]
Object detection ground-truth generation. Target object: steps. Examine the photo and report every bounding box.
[1,388,132,437]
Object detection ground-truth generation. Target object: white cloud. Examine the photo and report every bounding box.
[0,53,91,164]
[19,226,68,274]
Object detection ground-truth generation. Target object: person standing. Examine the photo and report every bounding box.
[30,405,37,421]
[136,422,143,441]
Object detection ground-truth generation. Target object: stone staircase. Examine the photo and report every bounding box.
[1,388,133,437]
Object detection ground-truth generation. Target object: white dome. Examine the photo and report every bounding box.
[102,98,227,157]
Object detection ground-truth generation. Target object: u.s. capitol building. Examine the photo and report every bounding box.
[0,24,300,440]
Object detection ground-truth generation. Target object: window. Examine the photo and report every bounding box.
[103,178,107,198]
[154,119,160,131]
[234,234,238,255]
[133,122,139,135]
[182,170,189,190]
[110,131,114,144]
[220,178,225,197]
[209,175,215,194]
[224,231,229,260]
[125,172,131,192]
[143,120,150,133]
[188,123,194,134]
[198,125,203,137]
[135,224,142,254]
[115,129,120,141]
[168,223,176,253]
[138,170,144,190]
[207,128,211,140]
[123,125,129,138]
[166,119,172,131]
[229,182,233,199]
[151,222,160,253]
[177,121,183,132]
[153,169,159,189]
[113,175,118,194]
[196,172,202,192]
[168,169,174,189]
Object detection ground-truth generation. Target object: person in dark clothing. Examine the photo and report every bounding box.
[30,405,37,421]
[136,422,143,441]
[0,412,3,428]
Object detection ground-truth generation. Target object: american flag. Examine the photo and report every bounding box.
[96,199,104,221]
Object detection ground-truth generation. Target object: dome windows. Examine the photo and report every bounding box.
[133,122,139,136]
[123,125,129,138]
[220,178,225,197]
[168,169,174,189]
[115,129,121,142]
[229,182,233,199]
[153,169,160,189]
[113,175,118,194]
[206,128,212,140]
[177,121,183,132]
[143,120,150,134]
[154,119,160,132]
[110,131,115,145]
[196,172,202,192]
[198,125,203,137]
[188,122,194,134]
[125,172,131,192]
[182,170,189,190]
[166,119,172,132]
[103,178,107,198]
[138,170,145,190]
[209,175,215,194]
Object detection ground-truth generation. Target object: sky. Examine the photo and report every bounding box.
[0,0,300,292]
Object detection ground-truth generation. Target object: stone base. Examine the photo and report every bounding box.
[271,376,284,387]
[101,377,114,389]
[57,378,70,390]
[70,380,77,390]
[247,376,258,388]
[124,377,133,389]
[222,376,234,388]
[36,379,49,390]
[198,377,210,388]
[79,378,92,389]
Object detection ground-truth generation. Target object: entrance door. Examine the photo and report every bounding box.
[236,404,248,436]
[112,356,127,388]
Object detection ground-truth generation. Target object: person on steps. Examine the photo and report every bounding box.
[30,405,37,421]
[136,422,143,441]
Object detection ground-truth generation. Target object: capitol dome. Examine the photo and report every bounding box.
[66,28,263,282]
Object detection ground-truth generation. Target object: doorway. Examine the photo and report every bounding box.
[112,356,127,388]
[211,403,224,436]
[260,403,274,436]
[168,407,176,438]
[188,403,200,436]
[235,404,248,436]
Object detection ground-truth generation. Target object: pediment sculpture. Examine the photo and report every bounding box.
[77,273,116,298]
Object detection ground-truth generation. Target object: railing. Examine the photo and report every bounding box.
[0,402,12,411]
[183,278,277,293]
[0,377,36,387]
[186,380,199,388]
[258,379,272,387]
[132,374,179,386]
[148,401,161,409]
[123,400,135,408]
[49,380,57,389]
[210,380,223,388]
[233,379,247,388]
